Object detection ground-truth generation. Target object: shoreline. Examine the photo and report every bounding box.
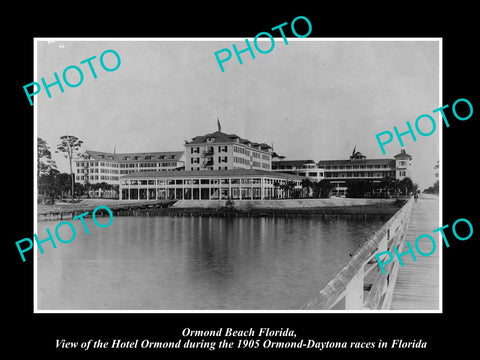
[37,198,407,221]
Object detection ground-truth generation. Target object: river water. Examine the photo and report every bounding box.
[36,215,385,310]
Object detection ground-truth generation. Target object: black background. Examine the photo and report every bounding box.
[6,4,478,357]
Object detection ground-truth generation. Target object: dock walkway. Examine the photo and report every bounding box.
[390,194,440,310]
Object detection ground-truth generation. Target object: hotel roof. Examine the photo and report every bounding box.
[80,150,184,163]
[394,149,412,159]
[121,169,305,181]
[317,158,396,166]
[186,131,272,150]
[272,160,317,167]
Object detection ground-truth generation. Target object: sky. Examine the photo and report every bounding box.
[36,39,440,190]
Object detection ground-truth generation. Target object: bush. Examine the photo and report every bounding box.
[225,198,235,209]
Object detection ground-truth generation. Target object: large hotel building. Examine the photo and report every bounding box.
[118,129,304,201]
[74,125,413,200]
[271,149,412,196]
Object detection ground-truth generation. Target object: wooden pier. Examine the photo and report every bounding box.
[301,194,440,311]
[390,194,440,310]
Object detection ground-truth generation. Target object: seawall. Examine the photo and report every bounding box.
[172,198,397,209]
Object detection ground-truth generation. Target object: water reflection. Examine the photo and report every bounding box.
[37,215,384,310]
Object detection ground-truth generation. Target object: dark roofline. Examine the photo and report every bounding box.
[394,152,412,158]
[317,159,396,166]
[272,159,316,166]
[80,150,184,162]
[185,130,271,149]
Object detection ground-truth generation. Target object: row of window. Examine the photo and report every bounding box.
[190,146,228,154]
[120,169,175,174]
[297,172,323,177]
[82,169,119,174]
[121,155,176,160]
[76,161,179,169]
[324,172,395,178]
[273,165,319,170]
[77,161,119,168]
[75,175,119,181]
[233,145,250,156]
[233,156,250,165]
[323,165,395,170]
[233,145,270,160]
[190,156,228,164]
[122,177,299,186]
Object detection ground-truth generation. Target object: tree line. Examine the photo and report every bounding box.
[273,176,417,199]
[38,135,116,202]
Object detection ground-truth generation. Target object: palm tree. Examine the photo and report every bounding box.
[285,181,297,199]
[301,178,313,198]
[273,181,280,199]
[56,135,83,200]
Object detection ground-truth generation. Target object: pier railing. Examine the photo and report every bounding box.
[301,198,414,310]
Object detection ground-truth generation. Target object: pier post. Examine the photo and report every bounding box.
[345,266,364,310]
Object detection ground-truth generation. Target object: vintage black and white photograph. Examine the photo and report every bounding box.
[34,38,441,312]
